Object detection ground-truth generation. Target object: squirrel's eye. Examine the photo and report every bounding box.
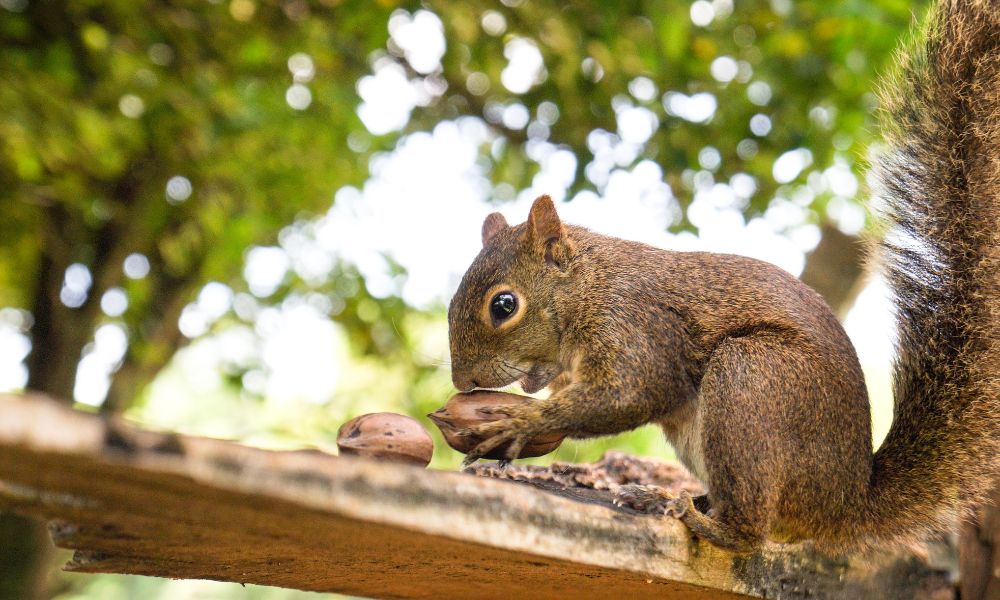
[490,292,517,322]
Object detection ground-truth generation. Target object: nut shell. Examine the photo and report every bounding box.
[428,391,564,460]
[336,412,433,467]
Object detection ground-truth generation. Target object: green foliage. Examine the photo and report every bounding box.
[0,0,406,405]
[413,0,922,222]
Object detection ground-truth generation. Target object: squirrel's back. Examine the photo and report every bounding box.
[563,226,859,362]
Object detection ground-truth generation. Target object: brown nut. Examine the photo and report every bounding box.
[336,412,433,467]
[427,391,564,460]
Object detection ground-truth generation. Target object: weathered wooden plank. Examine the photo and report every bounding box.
[0,394,954,599]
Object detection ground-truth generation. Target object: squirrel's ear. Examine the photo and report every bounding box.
[481,212,509,247]
[527,194,574,269]
[528,195,563,241]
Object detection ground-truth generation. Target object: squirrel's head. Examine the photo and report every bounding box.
[448,195,574,393]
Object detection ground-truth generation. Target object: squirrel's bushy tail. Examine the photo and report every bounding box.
[863,0,1000,548]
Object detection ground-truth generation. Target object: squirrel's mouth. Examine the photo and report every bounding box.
[461,361,559,394]
[519,364,558,394]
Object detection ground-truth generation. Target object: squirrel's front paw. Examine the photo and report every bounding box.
[458,408,540,467]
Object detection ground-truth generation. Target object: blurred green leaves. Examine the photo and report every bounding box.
[0,0,404,406]
[410,0,921,225]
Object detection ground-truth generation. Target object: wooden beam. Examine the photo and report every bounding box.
[0,394,955,599]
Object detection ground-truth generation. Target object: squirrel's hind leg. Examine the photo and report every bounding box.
[614,485,762,551]
[689,334,797,552]
[612,484,711,514]
[612,484,672,513]
[670,494,762,552]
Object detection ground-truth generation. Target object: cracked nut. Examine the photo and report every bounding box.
[336,413,433,467]
[427,390,565,460]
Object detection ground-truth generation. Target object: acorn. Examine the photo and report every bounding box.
[336,413,434,467]
[428,391,565,460]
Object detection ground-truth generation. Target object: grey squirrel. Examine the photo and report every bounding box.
[446,0,999,552]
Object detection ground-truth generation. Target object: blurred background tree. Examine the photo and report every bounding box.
[0,0,927,598]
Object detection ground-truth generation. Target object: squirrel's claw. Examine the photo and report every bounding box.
[460,427,518,467]
[457,402,545,466]
[613,484,674,514]
[503,435,528,461]
[664,491,695,519]
[458,413,540,466]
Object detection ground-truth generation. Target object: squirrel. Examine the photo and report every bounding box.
[446,0,999,553]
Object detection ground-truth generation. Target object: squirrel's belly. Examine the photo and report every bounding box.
[658,406,709,487]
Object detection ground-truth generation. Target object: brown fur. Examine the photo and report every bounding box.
[447,0,1000,553]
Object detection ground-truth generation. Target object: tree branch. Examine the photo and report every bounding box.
[0,393,956,599]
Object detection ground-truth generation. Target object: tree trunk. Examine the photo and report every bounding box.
[799,222,867,318]
[0,515,53,600]
[24,252,91,401]
[2,244,90,600]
